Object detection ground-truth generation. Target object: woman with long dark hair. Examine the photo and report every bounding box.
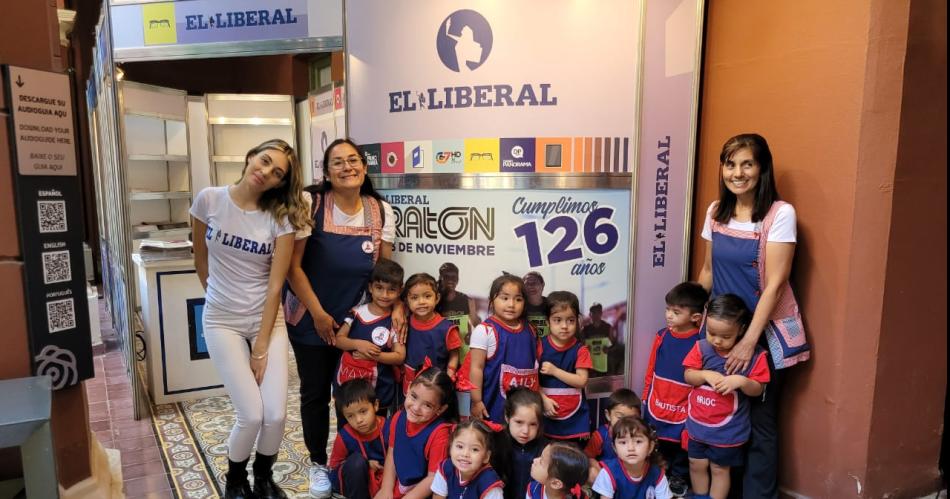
[284,138,400,498]
[697,133,811,498]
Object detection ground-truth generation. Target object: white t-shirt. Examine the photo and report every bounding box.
[344,304,397,347]
[701,201,797,243]
[469,323,502,358]
[190,186,294,316]
[295,191,396,243]
[592,467,672,499]
[431,468,504,499]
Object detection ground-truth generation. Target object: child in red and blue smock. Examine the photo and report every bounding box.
[641,282,709,494]
[592,416,672,499]
[329,379,390,499]
[402,273,462,393]
[378,367,457,499]
[682,294,770,499]
[467,274,540,426]
[538,291,592,444]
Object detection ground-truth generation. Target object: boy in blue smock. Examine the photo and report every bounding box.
[328,379,390,499]
[642,282,709,495]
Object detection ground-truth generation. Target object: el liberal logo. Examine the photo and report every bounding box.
[387,9,557,114]
[184,8,299,30]
[437,10,493,72]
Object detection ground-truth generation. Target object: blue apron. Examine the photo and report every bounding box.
[709,202,810,367]
[598,459,664,499]
[711,226,761,312]
[440,460,503,499]
[539,337,591,440]
[285,192,382,346]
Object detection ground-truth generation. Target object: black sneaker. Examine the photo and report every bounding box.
[668,474,689,497]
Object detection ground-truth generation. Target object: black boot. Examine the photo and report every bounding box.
[224,458,254,499]
[252,452,288,499]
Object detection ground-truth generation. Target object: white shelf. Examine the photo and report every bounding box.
[132,227,192,240]
[130,191,192,201]
[212,155,245,163]
[129,154,189,162]
[206,93,296,187]
[208,117,293,126]
[124,110,186,121]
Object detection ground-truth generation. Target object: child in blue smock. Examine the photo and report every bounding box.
[377,367,458,499]
[467,274,540,425]
[329,379,389,499]
[431,419,504,499]
[539,291,592,445]
[592,416,672,499]
[642,281,709,495]
[683,294,770,499]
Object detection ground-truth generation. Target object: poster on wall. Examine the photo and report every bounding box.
[384,188,630,386]
[347,0,705,394]
[346,0,640,174]
[110,0,343,59]
[3,65,93,389]
[309,89,334,183]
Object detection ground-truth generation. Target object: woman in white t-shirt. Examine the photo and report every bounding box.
[697,133,810,498]
[191,139,310,499]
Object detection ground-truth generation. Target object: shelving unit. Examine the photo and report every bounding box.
[205,94,296,186]
[120,81,192,247]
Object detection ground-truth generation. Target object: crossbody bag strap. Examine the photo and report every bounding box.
[754,201,787,284]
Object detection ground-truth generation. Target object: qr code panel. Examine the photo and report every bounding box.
[42,250,72,284]
[47,298,76,333]
[37,200,68,233]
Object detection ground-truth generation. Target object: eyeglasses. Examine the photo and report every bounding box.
[328,156,364,169]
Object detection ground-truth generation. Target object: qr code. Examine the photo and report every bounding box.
[47,298,76,333]
[42,250,71,284]
[37,200,67,233]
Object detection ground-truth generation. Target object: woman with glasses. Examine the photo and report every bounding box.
[283,138,400,498]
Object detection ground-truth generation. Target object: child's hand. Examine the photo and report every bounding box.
[373,489,393,499]
[369,459,384,471]
[539,361,559,375]
[356,340,382,359]
[471,400,489,419]
[542,395,560,417]
[703,371,725,387]
[714,375,746,395]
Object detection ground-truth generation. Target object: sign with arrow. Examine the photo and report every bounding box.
[3,65,93,389]
[7,66,77,176]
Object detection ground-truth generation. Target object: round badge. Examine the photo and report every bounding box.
[362,241,374,254]
[371,327,390,346]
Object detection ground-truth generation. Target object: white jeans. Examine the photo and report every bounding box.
[203,304,289,461]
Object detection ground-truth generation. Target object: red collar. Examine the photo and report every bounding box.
[403,411,443,437]
[669,326,700,339]
[490,316,524,333]
[410,313,444,330]
[344,416,385,441]
[546,336,577,351]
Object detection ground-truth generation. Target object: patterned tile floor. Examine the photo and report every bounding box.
[86,296,339,499]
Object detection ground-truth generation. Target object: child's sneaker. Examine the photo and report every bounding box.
[668,474,689,497]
